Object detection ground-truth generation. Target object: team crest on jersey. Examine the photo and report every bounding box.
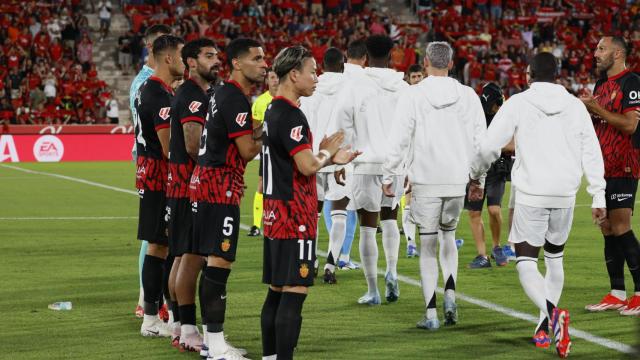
[189,101,202,113]
[235,112,248,126]
[290,126,303,142]
[221,239,231,252]
[158,107,171,120]
[299,263,309,278]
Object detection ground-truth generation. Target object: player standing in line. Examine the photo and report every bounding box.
[324,40,368,271]
[189,38,266,360]
[582,36,640,315]
[465,82,511,269]
[165,38,221,352]
[248,69,280,237]
[129,23,171,319]
[470,52,606,357]
[333,35,408,305]
[400,63,425,258]
[259,45,359,360]
[299,47,347,284]
[135,34,185,337]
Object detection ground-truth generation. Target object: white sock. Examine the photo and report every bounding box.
[438,229,458,302]
[338,253,350,262]
[181,324,198,336]
[207,331,228,355]
[402,206,417,246]
[611,289,627,300]
[202,324,208,345]
[315,212,321,264]
[168,309,175,324]
[263,355,277,360]
[326,210,347,272]
[419,231,439,318]
[138,287,144,307]
[143,314,157,323]
[381,219,400,278]
[359,226,378,294]
[536,251,564,330]
[516,257,549,318]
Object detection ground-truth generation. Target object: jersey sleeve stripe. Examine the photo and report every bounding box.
[228,129,253,139]
[622,106,640,114]
[289,144,312,156]
[180,116,205,125]
[155,123,170,131]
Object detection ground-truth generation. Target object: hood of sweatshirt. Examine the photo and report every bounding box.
[315,72,343,95]
[419,76,461,109]
[344,62,365,76]
[522,82,571,115]
[364,67,407,92]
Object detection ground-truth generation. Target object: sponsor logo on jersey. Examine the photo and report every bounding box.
[159,107,171,120]
[235,112,248,126]
[299,263,309,278]
[221,239,231,252]
[189,101,202,113]
[290,126,303,142]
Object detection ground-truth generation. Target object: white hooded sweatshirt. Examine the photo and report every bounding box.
[300,71,344,173]
[470,82,605,209]
[332,67,409,175]
[382,75,486,197]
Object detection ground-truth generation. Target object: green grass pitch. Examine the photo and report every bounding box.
[0,161,638,359]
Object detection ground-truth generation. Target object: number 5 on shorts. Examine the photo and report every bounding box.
[297,239,313,260]
[222,216,234,236]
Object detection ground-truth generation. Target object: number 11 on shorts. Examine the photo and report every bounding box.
[298,239,313,261]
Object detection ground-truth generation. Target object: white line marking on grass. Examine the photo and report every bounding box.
[4,163,634,354]
[0,216,137,221]
[314,250,637,355]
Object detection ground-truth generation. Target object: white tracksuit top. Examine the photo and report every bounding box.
[332,67,409,175]
[470,82,606,209]
[382,75,486,198]
[300,72,345,173]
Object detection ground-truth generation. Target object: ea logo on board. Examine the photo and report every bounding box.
[33,135,64,162]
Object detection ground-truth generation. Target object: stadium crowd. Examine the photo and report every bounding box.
[0,0,114,125]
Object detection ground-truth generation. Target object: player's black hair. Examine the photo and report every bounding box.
[225,38,262,68]
[273,45,314,80]
[347,39,367,60]
[152,35,184,61]
[608,35,630,57]
[323,47,344,72]
[529,52,558,83]
[182,38,217,68]
[144,24,172,42]
[407,64,423,74]
[365,35,394,60]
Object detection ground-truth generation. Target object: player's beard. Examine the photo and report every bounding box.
[198,64,218,83]
[596,53,614,75]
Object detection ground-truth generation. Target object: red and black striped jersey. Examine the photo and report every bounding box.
[592,69,640,178]
[133,76,173,191]
[167,79,207,199]
[190,80,253,205]
[262,97,317,240]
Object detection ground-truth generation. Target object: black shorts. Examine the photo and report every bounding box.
[167,197,194,256]
[262,237,315,287]
[464,176,506,211]
[605,177,638,211]
[137,189,168,245]
[192,201,240,261]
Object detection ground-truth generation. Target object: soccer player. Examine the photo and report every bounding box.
[166,38,221,351]
[248,69,279,237]
[582,36,640,315]
[382,41,485,329]
[129,23,171,319]
[470,52,606,357]
[400,63,424,258]
[299,47,346,284]
[189,38,265,360]
[259,45,359,360]
[333,35,408,305]
[135,34,185,337]
[465,82,511,269]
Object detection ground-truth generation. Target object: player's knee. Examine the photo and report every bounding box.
[543,241,564,254]
[611,223,632,236]
[147,243,168,258]
[487,206,502,218]
[208,255,233,269]
[380,206,397,221]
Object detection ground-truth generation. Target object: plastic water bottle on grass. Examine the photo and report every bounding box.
[48,302,72,310]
